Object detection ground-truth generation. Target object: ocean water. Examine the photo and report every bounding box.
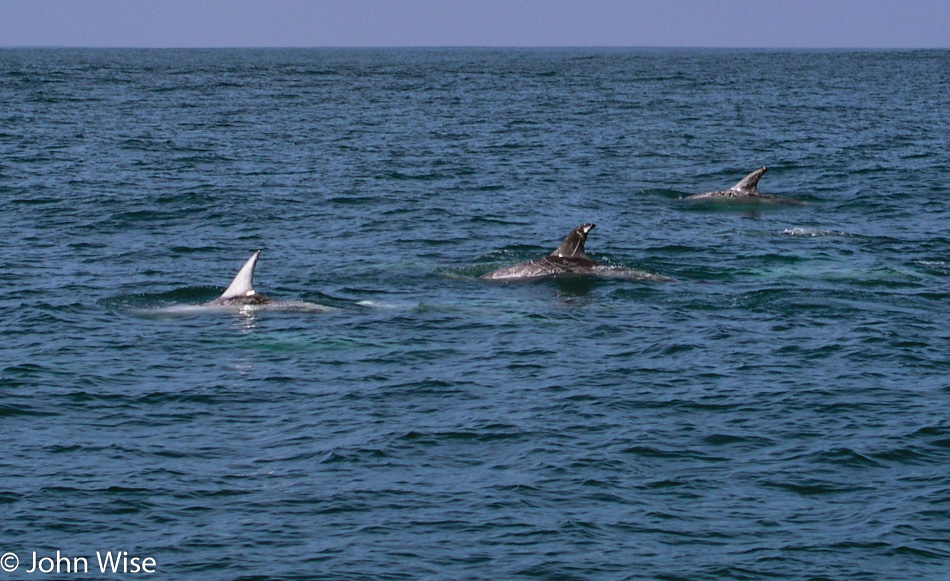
[2,48,950,580]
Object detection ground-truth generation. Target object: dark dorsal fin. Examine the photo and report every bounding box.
[219,250,261,300]
[549,224,595,259]
[731,167,768,193]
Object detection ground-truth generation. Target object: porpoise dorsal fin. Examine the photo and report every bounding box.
[731,167,768,193]
[549,223,595,259]
[219,250,261,300]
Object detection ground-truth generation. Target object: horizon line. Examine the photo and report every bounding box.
[2,45,947,51]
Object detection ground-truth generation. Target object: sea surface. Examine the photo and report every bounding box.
[2,48,950,580]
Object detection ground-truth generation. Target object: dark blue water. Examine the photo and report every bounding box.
[3,48,950,580]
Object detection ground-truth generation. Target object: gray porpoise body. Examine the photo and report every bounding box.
[209,293,273,306]
[482,255,607,280]
[480,223,668,282]
[138,250,336,317]
[201,251,333,312]
[686,167,779,200]
[480,223,600,281]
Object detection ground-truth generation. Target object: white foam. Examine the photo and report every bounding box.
[780,227,847,237]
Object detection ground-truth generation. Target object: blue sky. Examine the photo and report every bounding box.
[1,0,947,48]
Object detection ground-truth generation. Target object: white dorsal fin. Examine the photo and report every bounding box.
[219,250,261,300]
[731,167,768,192]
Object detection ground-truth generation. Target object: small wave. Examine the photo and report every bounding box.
[384,171,447,181]
[356,300,418,310]
[0,403,58,418]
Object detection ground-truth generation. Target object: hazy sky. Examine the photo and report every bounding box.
[1,0,947,49]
